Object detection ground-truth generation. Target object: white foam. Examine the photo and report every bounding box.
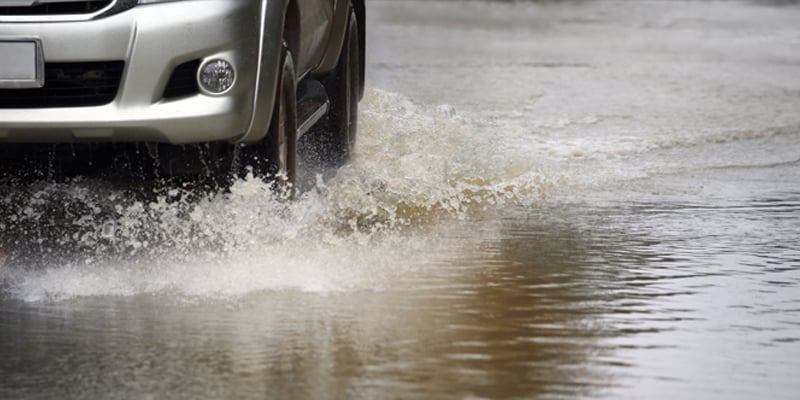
[1,88,555,302]
[2,87,798,302]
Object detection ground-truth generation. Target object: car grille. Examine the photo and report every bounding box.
[0,0,113,16]
[0,61,125,108]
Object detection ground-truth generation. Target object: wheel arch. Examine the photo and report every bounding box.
[237,0,294,144]
[238,0,363,145]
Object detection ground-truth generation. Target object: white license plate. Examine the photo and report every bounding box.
[0,40,44,89]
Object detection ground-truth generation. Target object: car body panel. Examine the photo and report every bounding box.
[295,0,333,75]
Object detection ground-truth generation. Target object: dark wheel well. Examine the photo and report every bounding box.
[284,0,301,65]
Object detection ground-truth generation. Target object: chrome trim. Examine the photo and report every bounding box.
[297,100,328,138]
[0,0,130,23]
[0,37,44,89]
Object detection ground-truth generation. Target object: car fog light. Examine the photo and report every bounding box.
[198,59,235,94]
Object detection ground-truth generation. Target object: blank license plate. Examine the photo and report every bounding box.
[0,41,43,88]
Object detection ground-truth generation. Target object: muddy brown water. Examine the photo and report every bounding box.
[2,1,800,399]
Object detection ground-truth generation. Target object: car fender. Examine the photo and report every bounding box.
[238,0,364,144]
[237,0,290,144]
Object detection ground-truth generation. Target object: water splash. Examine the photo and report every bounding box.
[0,88,558,302]
[3,86,798,302]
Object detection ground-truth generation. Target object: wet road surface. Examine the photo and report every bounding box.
[2,1,800,399]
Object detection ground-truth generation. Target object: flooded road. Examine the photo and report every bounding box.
[2,1,800,398]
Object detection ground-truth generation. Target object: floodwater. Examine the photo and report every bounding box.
[2,1,800,398]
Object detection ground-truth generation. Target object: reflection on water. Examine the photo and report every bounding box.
[3,0,800,397]
[2,185,798,399]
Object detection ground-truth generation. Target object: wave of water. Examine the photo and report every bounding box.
[2,87,798,302]
[0,88,558,302]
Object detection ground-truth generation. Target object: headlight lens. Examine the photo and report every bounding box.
[198,59,236,95]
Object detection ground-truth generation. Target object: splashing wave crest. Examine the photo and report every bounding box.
[0,89,557,301]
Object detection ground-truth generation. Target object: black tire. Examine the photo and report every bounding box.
[302,8,360,170]
[266,46,299,193]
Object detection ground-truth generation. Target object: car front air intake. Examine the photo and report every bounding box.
[0,61,125,108]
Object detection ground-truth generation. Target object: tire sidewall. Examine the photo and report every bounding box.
[268,47,298,191]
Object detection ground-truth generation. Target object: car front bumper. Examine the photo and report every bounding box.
[0,0,263,144]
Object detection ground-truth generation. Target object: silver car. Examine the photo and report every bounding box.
[0,0,365,186]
